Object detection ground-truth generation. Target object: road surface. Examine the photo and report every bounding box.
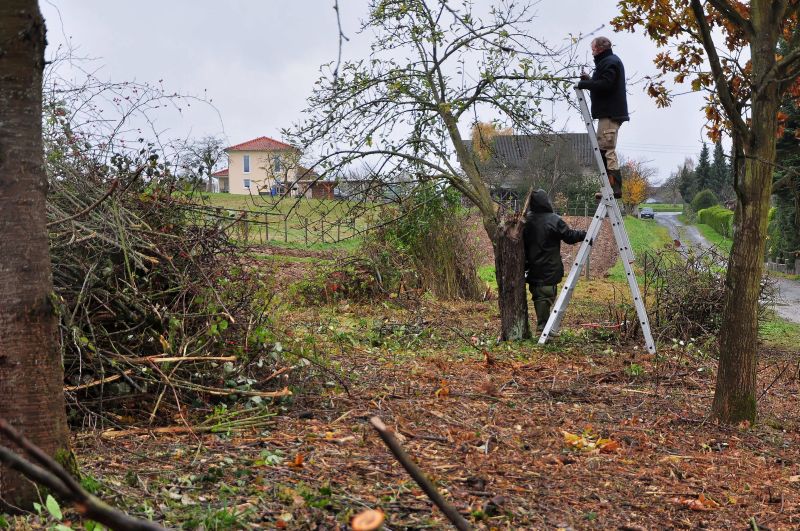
[654,212,800,324]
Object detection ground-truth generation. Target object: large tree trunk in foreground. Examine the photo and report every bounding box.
[712,18,779,423]
[0,0,70,509]
[494,213,531,341]
[713,117,776,423]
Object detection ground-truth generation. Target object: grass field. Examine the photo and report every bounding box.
[695,222,733,253]
[188,193,371,248]
[606,215,672,282]
[644,202,684,212]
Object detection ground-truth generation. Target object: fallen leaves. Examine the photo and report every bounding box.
[562,428,622,454]
[674,493,720,511]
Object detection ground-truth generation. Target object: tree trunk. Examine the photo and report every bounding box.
[712,17,778,423]
[493,212,531,341]
[0,0,70,509]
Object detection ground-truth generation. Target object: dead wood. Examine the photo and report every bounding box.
[369,416,471,530]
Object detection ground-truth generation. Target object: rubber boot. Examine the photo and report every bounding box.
[608,169,623,199]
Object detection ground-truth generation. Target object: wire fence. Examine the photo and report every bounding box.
[178,203,362,246]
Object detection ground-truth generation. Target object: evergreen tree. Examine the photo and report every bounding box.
[772,86,800,264]
[710,141,728,197]
[677,158,697,203]
[695,142,712,192]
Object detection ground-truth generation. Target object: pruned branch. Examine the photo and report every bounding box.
[0,419,167,531]
[369,416,471,531]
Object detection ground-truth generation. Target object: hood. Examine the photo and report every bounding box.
[528,189,554,214]
[594,48,613,64]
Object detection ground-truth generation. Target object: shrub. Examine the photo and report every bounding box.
[364,183,485,300]
[691,189,719,212]
[642,246,775,342]
[697,205,735,238]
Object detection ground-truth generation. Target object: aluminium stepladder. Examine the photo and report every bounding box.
[537,87,656,354]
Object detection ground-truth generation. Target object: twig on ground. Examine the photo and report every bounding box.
[369,416,471,531]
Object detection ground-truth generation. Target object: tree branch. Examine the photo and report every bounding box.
[0,419,167,531]
[369,416,471,531]
[706,0,754,36]
[689,0,751,142]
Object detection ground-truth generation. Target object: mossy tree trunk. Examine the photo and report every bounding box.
[493,213,531,341]
[0,0,70,509]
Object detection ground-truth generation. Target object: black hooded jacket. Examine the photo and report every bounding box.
[523,190,587,286]
[577,48,629,123]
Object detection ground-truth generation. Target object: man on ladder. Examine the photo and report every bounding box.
[577,36,628,199]
[534,37,656,354]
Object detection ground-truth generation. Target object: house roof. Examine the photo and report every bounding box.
[482,134,595,168]
[211,168,229,177]
[225,136,299,152]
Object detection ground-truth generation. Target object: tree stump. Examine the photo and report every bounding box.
[495,212,531,341]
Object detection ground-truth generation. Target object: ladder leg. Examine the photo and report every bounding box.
[539,202,607,343]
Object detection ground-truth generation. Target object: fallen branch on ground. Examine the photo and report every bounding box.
[369,416,471,531]
[0,419,168,531]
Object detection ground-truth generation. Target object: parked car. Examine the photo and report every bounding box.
[639,207,655,219]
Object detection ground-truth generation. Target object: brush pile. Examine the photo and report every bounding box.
[47,157,286,427]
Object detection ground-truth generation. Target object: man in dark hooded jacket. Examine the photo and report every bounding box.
[524,190,587,332]
[577,36,629,199]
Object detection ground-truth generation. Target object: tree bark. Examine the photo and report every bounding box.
[712,1,779,423]
[494,212,531,341]
[0,0,70,509]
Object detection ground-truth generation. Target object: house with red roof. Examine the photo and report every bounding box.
[213,136,303,195]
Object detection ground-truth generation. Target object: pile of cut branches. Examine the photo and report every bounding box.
[642,246,776,342]
[47,157,286,427]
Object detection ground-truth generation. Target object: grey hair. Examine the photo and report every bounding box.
[592,36,612,51]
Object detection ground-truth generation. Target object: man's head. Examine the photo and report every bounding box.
[591,36,612,56]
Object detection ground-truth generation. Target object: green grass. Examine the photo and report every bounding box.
[607,215,672,282]
[184,194,371,248]
[645,203,684,212]
[759,317,800,350]
[478,264,497,291]
[695,223,733,253]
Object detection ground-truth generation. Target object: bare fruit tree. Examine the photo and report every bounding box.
[289,0,578,340]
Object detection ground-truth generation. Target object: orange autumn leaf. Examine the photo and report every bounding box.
[677,493,720,511]
[599,439,622,453]
[288,453,304,468]
[435,380,450,398]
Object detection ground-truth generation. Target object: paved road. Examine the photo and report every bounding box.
[654,212,800,324]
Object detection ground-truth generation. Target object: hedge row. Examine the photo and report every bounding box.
[697,205,734,238]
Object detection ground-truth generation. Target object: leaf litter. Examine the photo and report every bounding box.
[64,245,800,530]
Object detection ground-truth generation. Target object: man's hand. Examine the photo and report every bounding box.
[580,73,590,81]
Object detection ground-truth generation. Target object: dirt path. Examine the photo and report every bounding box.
[656,212,800,324]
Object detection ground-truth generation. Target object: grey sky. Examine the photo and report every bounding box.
[40,0,713,182]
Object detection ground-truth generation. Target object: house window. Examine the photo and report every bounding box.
[273,156,281,173]
[243,178,251,189]
[243,155,251,173]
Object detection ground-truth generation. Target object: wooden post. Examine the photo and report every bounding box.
[304,218,308,246]
[337,222,341,242]
[284,217,288,243]
[265,213,269,241]
[321,218,325,244]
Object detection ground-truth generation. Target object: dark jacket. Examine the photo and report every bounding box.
[523,190,587,286]
[577,48,629,122]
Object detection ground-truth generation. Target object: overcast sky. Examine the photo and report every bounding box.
[40,0,714,182]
